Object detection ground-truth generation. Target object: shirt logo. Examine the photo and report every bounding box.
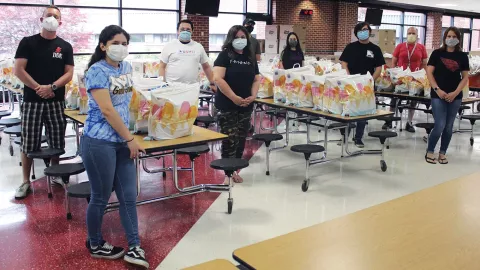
[53,47,63,59]
[110,74,133,95]
[440,57,460,72]
[229,60,251,65]
[366,50,374,58]
[178,50,196,55]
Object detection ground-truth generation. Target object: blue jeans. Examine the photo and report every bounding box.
[81,136,140,248]
[427,98,462,155]
[340,120,366,140]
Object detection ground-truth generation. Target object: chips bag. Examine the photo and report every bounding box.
[273,69,287,103]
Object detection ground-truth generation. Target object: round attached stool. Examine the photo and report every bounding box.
[0,111,11,119]
[4,125,21,156]
[210,158,249,214]
[44,163,85,219]
[415,123,435,144]
[459,114,480,146]
[290,144,325,192]
[27,148,65,180]
[368,131,398,172]
[13,136,48,168]
[177,144,210,186]
[377,116,402,131]
[67,182,91,203]
[252,133,283,175]
[195,115,216,128]
[0,117,21,127]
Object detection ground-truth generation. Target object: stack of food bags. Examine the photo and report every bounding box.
[273,69,287,103]
[258,65,274,98]
[469,55,480,76]
[130,78,169,133]
[148,82,200,140]
[375,66,398,92]
[1,59,13,84]
[312,60,334,76]
[390,68,412,94]
[324,72,376,117]
[284,66,315,106]
[304,70,348,111]
[408,69,430,96]
[144,62,161,78]
[77,74,89,115]
[65,80,79,109]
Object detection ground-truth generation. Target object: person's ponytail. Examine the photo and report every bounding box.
[86,45,106,73]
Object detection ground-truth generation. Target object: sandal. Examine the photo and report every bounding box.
[232,172,244,183]
[438,155,448,165]
[425,153,437,164]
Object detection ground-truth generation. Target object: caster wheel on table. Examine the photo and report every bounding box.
[380,160,387,172]
[19,162,21,166]
[301,181,309,192]
[227,198,233,214]
[266,171,270,176]
[9,145,13,156]
[386,145,390,149]
[48,193,52,199]
[470,138,474,146]
[66,213,72,220]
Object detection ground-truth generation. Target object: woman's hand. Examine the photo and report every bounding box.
[127,139,146,159]
[233,95,246,106]
[241,96,256,107]
[444,91,459,103]
[436,89,447,99]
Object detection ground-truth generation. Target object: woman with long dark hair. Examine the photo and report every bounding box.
[82,25,149,268]
[425,26,469,164]
[213,25,260,184]
[279,32,304,69]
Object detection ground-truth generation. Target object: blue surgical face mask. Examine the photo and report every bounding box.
[178,31,191,42]
[357,30,370,41]
[232,38,248,50]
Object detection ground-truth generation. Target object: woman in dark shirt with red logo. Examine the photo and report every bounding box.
[279,32,304,69]
[425,26,469,164]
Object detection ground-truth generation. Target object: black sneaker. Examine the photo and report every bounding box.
[405,122,415,133]
[382,122,392,130]
[124,246,149,268]
[86,240,125,260]
[354,139,365,148]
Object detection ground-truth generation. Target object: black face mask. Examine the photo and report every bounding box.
[246,26,254,33]
[289,40,298,47]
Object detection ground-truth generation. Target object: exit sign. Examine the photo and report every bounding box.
[300,9,313,16]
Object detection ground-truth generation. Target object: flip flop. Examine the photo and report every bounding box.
[438,156,448,165]
[232,172,244,183]
[425,154,437,164]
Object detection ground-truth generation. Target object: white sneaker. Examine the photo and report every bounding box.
[15,182,31,200]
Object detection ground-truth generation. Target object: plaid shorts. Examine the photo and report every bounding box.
[21,101,66,153]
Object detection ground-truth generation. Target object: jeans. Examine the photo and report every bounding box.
[81,136,140,248]
[340,120,367,141]
[427,98,462,155]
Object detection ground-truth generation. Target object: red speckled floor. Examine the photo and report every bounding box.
[0,117,269,270]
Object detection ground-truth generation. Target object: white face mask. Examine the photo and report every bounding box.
[106,45,129,62]
[41,16,59,32]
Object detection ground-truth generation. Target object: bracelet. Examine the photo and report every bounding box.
[126,137,135,142]
[210,83,215,86]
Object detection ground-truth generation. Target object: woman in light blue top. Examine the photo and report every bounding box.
[82,25,148,269]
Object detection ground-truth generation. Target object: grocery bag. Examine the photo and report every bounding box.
[305,70,348,111]
[131,78,169,133]
[65,81,79,109]
[258,68,274,98]
[375,66,397,92]
[284,66,315,106]
[148,83,200,140]
[273,69,287,103]
[144,62,161,78]
[324,73,376,116]
[409,69,429,96]
[312,60,334,76]
[298,74,314,108]
[391,68,411,94]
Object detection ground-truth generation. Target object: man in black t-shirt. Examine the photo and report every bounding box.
[244,18,262,62]
[339,22,385,148]
[14,5,74,200]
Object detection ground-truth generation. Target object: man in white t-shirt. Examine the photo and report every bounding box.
[159,19,216,90]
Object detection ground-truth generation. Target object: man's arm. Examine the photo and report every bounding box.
[373,66,382,81]
[159,62,167,82]
[341,61,350,75]
[53,65,74,87]
[14,59,39,89]
[201,62,217,91]
[392,57,398,68]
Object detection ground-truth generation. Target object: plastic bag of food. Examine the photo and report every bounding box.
[273,69,287,103]
[409,69,429,96]
[258,69,274,98]
[375,66,396,92]
[284,66,315,106]
[312,60,334,76]
[148,83,200,140]
[390,68,411,94]
[304,70,348,111]
[78,74,89,115]
[144,62,161,78]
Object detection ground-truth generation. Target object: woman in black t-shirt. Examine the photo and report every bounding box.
[279,32,304,69]
[213,25,260,184]
[425,26,470,164]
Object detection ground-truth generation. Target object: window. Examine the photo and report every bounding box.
[404,12,425,26]
[474,19,480,30]
[454,17,471,29]
[381,10,402,24]
[463,33,471,52]
[219,0,244,13]
[55,0,118,7]
[358,7,367,22]
[472,31,480,51]
[122,10,177,52]
[247,0,268,13]
[57,8,119,54]
[0,0,48,3]
[442,16,452,27]
[209,14,245,51]
[122,0,178,10]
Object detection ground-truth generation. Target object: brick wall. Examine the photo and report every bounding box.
[180,0,209,50]
[335,1,358,52]
[426,12,443,50]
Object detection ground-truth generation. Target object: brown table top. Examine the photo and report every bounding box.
[255,98,393,122]
[64,110,227,153]
[234,172,480,270]
[183,259,238,270]
[375,91,480,105]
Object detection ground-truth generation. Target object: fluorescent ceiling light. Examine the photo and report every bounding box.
[436,3,458,7]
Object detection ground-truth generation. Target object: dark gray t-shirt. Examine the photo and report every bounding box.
[250,36,261,56]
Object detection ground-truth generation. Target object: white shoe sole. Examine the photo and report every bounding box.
[124,256,150,268]
[91,250,125,260]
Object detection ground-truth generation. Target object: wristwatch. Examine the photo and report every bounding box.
[433,87,438,93]
[51,84,58,91]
